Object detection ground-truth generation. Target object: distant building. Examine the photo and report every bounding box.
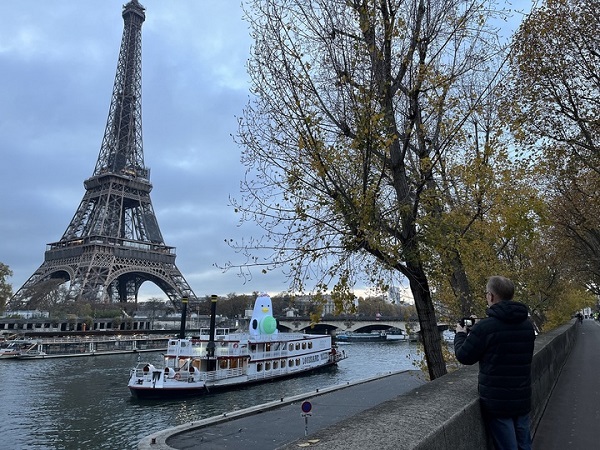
[2,310,49,319]
[293,295,336,316]
[388,286,414,305]
[284,307,299,318]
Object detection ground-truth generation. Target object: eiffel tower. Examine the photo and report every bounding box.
[9,0,195,310]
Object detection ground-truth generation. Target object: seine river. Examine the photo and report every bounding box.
[0,341,426,449]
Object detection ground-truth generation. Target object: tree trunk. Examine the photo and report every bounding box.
[408,262,447,380]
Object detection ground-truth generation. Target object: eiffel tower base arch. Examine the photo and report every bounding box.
[9,242,194,311]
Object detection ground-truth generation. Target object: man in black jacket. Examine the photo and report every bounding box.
[454,276,536,450]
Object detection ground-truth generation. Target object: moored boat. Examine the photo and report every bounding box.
[127,293,346,399]
[335,330,388,342]
[0,335,168,360]
[0,339,37,359]
[386,327,407,341]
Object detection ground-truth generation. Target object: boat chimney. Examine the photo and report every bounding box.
[179,295,188,339]
[207,295,218,371]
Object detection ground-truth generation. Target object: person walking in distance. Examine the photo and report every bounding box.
[454,276,536,450]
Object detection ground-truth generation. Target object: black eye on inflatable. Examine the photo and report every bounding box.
[252,319,258,330]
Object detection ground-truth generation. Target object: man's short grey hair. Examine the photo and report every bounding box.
[487,276,515,301]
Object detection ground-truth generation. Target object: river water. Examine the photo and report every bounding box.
[0,341,425,449]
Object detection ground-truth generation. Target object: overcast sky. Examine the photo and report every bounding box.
[0,1,532,302]
[0,0,291,300]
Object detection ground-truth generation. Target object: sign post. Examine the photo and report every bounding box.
[301,401,312,436]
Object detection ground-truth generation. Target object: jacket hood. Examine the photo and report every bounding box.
[487,300,529,324]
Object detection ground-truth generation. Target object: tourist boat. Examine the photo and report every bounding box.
[127,293,347,399]
[335,330,388,342]
[385,328,408,341]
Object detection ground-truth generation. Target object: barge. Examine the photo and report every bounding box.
[0,334,169,359]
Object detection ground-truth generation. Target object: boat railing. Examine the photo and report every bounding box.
[247,368,285,382]
[247,349,286,360]
[216,346,247,357]
[196,367,245,381]
[133,364,162,379]
[29,335,171,345]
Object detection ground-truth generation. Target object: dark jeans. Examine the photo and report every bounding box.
[486,413,532,450]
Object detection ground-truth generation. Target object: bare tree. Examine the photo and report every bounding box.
[233,0,511,379]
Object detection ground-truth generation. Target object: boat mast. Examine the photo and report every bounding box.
[207,295,218,371]
[179,295,188,339]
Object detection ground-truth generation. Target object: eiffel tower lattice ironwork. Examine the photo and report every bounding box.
[9,0,196,310]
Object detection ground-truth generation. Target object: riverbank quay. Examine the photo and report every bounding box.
[137,370,427,449]
[532,319,600,449]
[138,320,576,449]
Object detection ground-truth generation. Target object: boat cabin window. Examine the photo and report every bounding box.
[288,343,293,351]
[289,359,294,367]
[265,362,271,371]
[273,361,279,369]
[308,342,313,349]
[257,363,263,372]
[179,359,190,370]
[219,359,228,369]
[302,342,306,350]
[295,343,300,350]
[281,359,286,368]
[265,343,271,352]
[164,355,177,368]
[295,358,300,365]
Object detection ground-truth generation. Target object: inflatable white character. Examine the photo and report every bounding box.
[249,293,278,335]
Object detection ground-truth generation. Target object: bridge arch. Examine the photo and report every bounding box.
[277,318,412,334]
[277,317,449,336]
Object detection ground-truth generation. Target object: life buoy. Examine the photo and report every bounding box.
[233,343,239,349]
[174,372,181,380]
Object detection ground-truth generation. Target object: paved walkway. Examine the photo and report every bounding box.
[139,370,426,450]
[533,319,600,449]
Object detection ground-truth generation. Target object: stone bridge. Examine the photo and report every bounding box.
[277,316,449,335]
